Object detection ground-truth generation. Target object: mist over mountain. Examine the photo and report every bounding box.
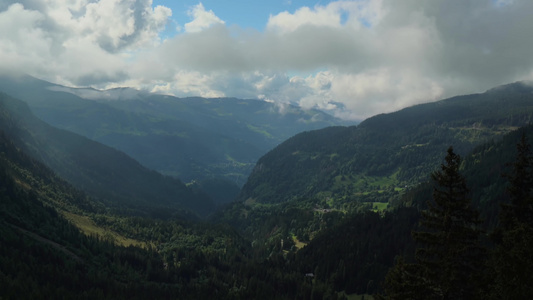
[0,74,351,186]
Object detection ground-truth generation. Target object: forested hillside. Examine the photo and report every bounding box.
[2,79,533,299]
[0,111,339,299]
[213,124,533,297]
[240,82,533,205]
[0,126,254,299]
[0,92,214,217]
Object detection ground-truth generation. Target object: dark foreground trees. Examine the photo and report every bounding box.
[490,132,533,298]
[381,147,485,299]
[382,135,533,299]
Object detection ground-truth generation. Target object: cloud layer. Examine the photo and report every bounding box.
[2,0,533,120]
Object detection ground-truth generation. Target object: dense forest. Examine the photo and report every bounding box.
[1,82,533,299]
[241,82,533,205]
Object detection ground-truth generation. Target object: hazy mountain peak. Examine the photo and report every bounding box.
[46,85,146,101]
[0,75,351,186]
[485,81,533,94]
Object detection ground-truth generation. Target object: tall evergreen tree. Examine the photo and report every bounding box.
[381,147,484,299]
[414,147,484,299]
[490,132,533,298]
[501,132,533,228]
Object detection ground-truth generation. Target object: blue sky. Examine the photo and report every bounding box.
[1,0,532,120]
[154,0,317,32]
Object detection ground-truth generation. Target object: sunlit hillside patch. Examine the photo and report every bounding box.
[61,211,146,248]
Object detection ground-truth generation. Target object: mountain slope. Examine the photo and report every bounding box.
[0,92,214,217]
[0,119,317,300]
[0,131,222,299]
[215,124,532,297]
[294,123,533,296]
[240,82,533,204]
[0,74,350,185]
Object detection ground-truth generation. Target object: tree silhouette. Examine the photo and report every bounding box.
[382,147,484,299]
[501,132,533,228]
[490,132,533,298]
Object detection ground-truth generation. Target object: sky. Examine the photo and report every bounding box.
[1,0,533,120]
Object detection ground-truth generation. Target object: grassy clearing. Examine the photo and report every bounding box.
[61,211,145,247]
[225,154,250,168]
[246,124,273,138]
[291,234,307,250]
[371,202,389,212]
[244,198,274,209]
[450,125,519,143]
[212,107,233,117]
[332,170,402,194]
[329,153,339,160]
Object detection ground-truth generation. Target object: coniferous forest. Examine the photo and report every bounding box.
[1,80,533,299]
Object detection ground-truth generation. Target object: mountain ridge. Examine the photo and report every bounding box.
[239,81,533,204]
[0,74,351,186]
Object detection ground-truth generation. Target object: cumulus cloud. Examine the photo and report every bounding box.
[267,0,385,33]
[0,0,170,85]
[184,3,225,33]
[2,0,533,120]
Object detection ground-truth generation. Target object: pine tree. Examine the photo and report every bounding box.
[413,147,484,299]
[490,132,533,298]
[381,147,484,299]
[501,132,533,228]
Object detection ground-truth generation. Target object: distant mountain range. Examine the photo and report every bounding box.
[0,74,351,187]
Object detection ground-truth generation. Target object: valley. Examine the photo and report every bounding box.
[0,75,350,187]
[1,79,533,298]
[3,0,533,298]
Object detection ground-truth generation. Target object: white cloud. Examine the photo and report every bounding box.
[328,69,444,119]
[184,3,225,33]
[267,0,385,33]
[2,0,533,121]
[267,6,343,33]
[0,0,171,85]
[0,4,50,73]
